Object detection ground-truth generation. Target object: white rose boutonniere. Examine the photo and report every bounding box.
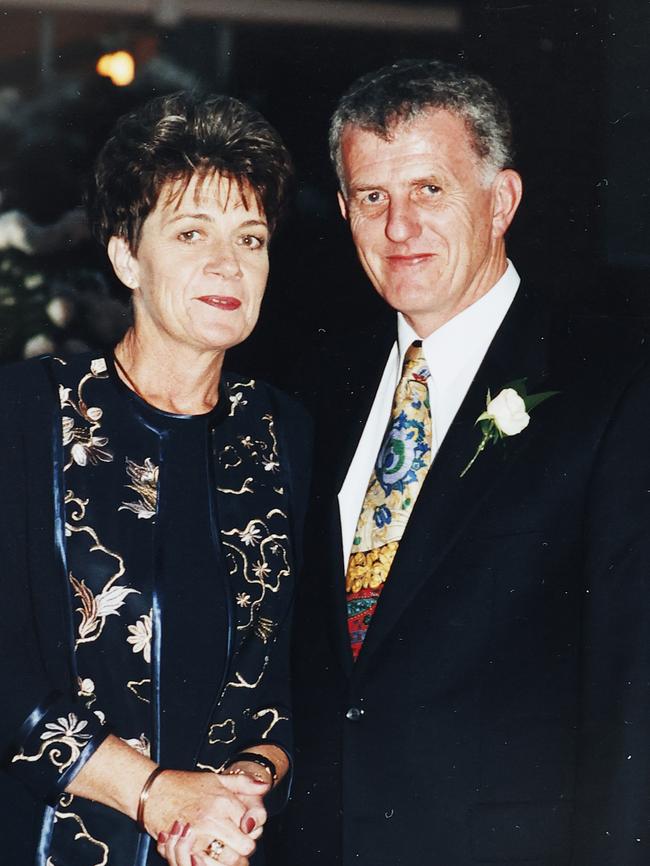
[460,379,559,477]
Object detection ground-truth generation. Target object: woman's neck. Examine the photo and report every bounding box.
[114,329,224,415]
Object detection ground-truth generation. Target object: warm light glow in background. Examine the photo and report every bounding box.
[96,50,135,86]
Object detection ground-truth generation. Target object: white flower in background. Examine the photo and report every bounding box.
[127,611,153,663]
[46,296,74,328]
[483,388,530,436]
[23,333,55,358]
[23,273,44,290]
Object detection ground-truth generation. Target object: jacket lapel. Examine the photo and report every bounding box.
[353,287,555,675]
[318,322,397,677]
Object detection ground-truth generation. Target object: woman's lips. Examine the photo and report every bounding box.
[197,295,241,311]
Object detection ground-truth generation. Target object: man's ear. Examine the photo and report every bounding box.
[337,190,349,220]
[491,169,523,239]
[107,236,139,290]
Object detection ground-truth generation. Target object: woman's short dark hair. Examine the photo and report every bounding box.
[88,91,293,249]
[329,58,514,191]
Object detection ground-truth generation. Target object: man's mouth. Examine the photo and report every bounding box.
[386,254,434,267]
[196,295,242,311]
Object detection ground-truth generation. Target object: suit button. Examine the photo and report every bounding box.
[346,706,363,722]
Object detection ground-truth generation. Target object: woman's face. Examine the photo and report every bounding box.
[113,172,270,355]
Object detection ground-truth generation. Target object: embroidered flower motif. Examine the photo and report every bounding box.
[127,611,153,663]
[119,457,158,519]
[240,523,262,546]
[77,677,95,698]
[41,714,91,743]
[122,733,150,756]
[62,416,112,467]
[90,358,107,376]
[70,574,139,643]
[229,392,247,416]
[252,561,271,579]
[236,592,252,608]
[460,379,559,477]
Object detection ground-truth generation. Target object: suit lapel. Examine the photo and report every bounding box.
[353,287,554,676]
[318,321,396,677]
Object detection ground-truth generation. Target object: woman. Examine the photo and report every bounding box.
[0,92,310,866]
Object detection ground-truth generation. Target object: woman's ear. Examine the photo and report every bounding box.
[107,236,139,290]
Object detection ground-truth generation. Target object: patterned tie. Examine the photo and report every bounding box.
[346,341,432,659]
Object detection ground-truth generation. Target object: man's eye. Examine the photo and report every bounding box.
[178,230,201,242]
[363,191,385,204]
[422,184,441,196]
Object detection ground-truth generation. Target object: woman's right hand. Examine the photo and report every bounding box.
[147,769,270,866]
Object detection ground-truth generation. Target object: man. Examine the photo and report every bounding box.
[269,59,650,865]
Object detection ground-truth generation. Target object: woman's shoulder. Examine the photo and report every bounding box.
[0,351,105,415]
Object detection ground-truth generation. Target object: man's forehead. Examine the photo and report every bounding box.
[341,109,478,176]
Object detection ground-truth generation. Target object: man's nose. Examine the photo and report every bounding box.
[204,242,242,279]
[385,199,421,243]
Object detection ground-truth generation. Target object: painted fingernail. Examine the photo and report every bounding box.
[171,820,181,834]
[181,823,191,838]
[245,817,256,833]
[158,831,168,843]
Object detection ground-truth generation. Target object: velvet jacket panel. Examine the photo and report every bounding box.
[0,354,312,865]
[267,286,650,866]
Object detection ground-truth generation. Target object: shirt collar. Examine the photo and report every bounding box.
[397,260,520,391]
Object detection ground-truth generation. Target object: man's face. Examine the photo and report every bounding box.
[338,109,521,337]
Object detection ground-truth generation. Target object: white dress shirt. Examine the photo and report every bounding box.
[338,260,521,564]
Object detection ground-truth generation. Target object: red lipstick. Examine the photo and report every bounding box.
[197,295,241,311]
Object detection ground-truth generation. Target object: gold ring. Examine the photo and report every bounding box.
[207,838,225,861]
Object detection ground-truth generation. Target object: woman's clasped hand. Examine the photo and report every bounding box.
[151,768,271,866]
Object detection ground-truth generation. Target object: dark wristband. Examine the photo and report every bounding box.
[222,751,278,783]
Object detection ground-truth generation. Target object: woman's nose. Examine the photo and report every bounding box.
[204,243,242,279]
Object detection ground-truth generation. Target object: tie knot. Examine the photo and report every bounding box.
[402,341,430,384]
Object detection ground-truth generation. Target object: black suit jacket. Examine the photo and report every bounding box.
[268,286,650,866]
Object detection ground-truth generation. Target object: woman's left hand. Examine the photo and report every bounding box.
[157,767,271,865]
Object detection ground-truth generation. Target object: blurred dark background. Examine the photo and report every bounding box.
[0,0,648,384]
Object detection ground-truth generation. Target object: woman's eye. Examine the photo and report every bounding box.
[239,234,266,250]
[421,184,440,196]
[178,229,201,242]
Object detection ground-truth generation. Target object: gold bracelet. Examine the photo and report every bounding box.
[137,766,165,832]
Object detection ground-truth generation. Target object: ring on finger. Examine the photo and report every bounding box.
[206,838,225,861]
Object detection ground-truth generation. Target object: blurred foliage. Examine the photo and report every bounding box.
[0,56,200,363]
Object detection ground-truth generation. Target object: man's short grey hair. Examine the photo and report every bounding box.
[329,58,515,192]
